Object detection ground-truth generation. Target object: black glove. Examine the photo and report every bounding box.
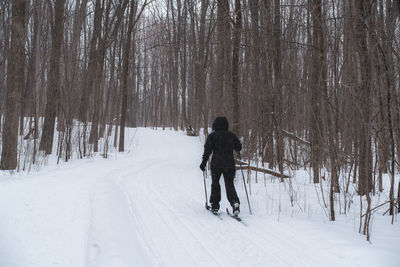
[200,161,206,171]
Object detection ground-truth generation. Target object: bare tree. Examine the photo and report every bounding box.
[231,0,241,136]
[39,0,66,154]
[119,0,148,151]
[1,0,26,169]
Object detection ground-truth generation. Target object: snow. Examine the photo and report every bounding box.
[0,128,399,267]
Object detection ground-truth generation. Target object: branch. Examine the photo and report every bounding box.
[134,0,152,26]
[361,199,399,217]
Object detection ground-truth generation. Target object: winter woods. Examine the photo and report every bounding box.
[0,0,399,240]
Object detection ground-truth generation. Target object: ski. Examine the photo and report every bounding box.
[206,205,223,220]
[226,208,246,225]
[226,208,241,221]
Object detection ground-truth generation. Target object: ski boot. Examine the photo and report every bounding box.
[211,204,219,215]
[232,202,240,216]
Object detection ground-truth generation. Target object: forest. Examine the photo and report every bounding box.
[0,0,399,242]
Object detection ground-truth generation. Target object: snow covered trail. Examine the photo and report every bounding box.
[118,129,331,267]
[0,128,399,267]
[109,128,398,267]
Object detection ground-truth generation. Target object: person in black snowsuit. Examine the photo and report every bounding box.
[200,117,242,215]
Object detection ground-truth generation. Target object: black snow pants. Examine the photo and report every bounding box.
[210,168,240,210]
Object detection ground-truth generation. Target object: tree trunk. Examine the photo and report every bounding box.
[273,0,284,180]
[78,0,102,123]
[353,0,372,196]
[180,0,188,130]
[231,0,241,136]
[261,0,274,168]
[1,0,26,169]
[119,0,136,152]
[39,0,66,154]
[20,0,40,135]
[310,0,323,183]
[215,0,229,117]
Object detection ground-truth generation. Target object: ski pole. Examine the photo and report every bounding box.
[203,171,210,209]
[239,158,252,215]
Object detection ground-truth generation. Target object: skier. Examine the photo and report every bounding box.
[200,116,242,215]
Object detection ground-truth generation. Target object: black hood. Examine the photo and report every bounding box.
[212,117,229,131]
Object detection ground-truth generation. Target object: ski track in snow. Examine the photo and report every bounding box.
[0,128,399,267]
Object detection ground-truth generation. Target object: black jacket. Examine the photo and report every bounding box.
[202,117,242,170]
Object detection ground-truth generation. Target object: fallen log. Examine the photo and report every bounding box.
[281,130,311,146]
[235,159,290,179]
